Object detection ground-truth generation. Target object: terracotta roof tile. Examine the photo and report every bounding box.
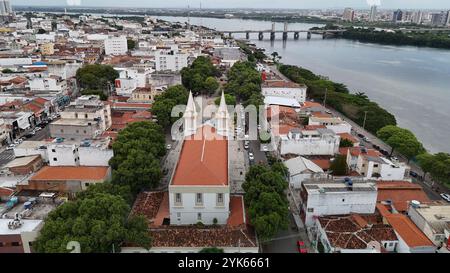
[172,125,228,186]
[30,166,109,181]
[376,181,430,212]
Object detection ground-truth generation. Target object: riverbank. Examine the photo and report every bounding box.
[341,27,450,50]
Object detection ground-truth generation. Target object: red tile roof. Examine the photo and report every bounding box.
[171,125,228,186]
[386,214,434,248]
[30,166,109,181]
[227,196,245,227]
[0,187,14,198]
[376,181,430,212]
[338,133,359,144]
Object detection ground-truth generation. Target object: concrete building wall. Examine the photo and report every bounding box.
[261,87,307,103]
[49,124,97,141]
[78,147,113,166]
[104,36,128,55]
[303,191,377,226]
[280,137,340,156]
[169,186,230,225]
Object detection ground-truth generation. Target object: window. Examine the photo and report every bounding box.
[217,193,224,206]
[388,242,394,247]
[342,199,345,202]
[177,212,181,218]
[53,158,57,161]
[374,164,379,168]
[197,213,202,221]
[85,183,89,187]
[196,193,203,206]
[174,193,182,205]
[307,208,314,213]
[11,242,21,246]
[52,149,56,152]
[60,129,64,133]
[85,114,88,119]
[75,113,78,118]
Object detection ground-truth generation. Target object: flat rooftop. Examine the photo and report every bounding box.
[50,119,93,126]
[4,155,40,168]
[0,219,43,235]
[412,204,450,234]
[303,179,377,194]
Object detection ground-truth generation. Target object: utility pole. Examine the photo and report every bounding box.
[323,88,328,108]
[362,111,368,130]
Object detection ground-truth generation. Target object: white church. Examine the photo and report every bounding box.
[168,91,233,225]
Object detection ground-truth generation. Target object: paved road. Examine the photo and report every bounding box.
[0,149,15,167]
[262,214,311,253]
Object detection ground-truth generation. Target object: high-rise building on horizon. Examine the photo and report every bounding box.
[393,9,403,23]
[0,0,12,16]
[343,8,355,22]
[369,5,377,22]
[412,10,423,24]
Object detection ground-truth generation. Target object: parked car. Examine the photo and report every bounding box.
[409,171,418,178]
[357,133,365,139]
[391,156,399,161]
[262,145,269,152]
[6,144,15,150]
[34,126,42,131]
[248,152,255,161]
[166,144,172,150]
[297,241,308,253]
[440,193,450,202]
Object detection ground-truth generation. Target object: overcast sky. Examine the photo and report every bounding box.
[11,0,450,9]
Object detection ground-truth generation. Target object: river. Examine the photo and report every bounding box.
[156,16,450,154]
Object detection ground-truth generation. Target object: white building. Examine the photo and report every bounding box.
[299,178,378,227]
[49,95,112,141]
[408,203,450,251]
[0,219,43,253]
[284,156,324,189]
[168,92,231,225]
[355,151,409,181]
[155,49,188,72]
[104,36,128,56]
[279,128,340,156]
[28,77,67,93]
[113,68,150,97]
[47,140,113,167]
[308,116,352,134]
[262,80,307,104]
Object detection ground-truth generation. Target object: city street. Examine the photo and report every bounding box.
[262,214,312,253]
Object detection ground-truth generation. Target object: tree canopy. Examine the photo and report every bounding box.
[417,153,450,188]
[214,93,236,106]
[181,56,220,95]
[243,164,289,241]
[377,125,425,161]
[329,155,349,176]
[151,85,189,128]
[109,121,166,194]
[33,190,150,253]
[76,64,119,91]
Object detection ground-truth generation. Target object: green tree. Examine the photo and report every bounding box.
[339,138,354,148]
[377,125,425,161]
[204,76,219,95]
[2,68,14,73]
[127,39,136,50]
[416,153,435,178]
[214,94,236,106]
[76,64,119,91]
[151,85,189,128]
[33,193,151,253]
[329,155,348,176]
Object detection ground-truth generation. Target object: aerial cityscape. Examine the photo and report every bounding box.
[0,0,449,261]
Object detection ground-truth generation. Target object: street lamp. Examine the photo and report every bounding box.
[362,111,369,131]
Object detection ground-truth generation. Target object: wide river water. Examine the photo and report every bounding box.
[156,16,450,154]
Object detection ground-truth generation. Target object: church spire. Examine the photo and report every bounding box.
[184,91,198,137]
[216,91,230,137]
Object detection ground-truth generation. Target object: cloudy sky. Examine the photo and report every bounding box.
[11,0,450,9]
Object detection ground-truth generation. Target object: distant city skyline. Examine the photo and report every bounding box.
[11,0,450,10]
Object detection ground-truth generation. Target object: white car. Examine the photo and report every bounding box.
[248,153,255,161]
[262,145,269,152]
[35,126,42,131]
[440,193,450,202]
[244,143,249,150]
[166,144,172,150]
[6,144,15,150]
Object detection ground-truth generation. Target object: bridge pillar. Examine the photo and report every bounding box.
[228,32,232,38]
[294,32,299,40]
[258,32,264,40]
[282,32,288,41]
[270,32,276,41]
[322,32,326,39]
[246,32,250,40]
[307,31,311,39]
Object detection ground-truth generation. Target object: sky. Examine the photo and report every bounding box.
[11,0,450,9]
